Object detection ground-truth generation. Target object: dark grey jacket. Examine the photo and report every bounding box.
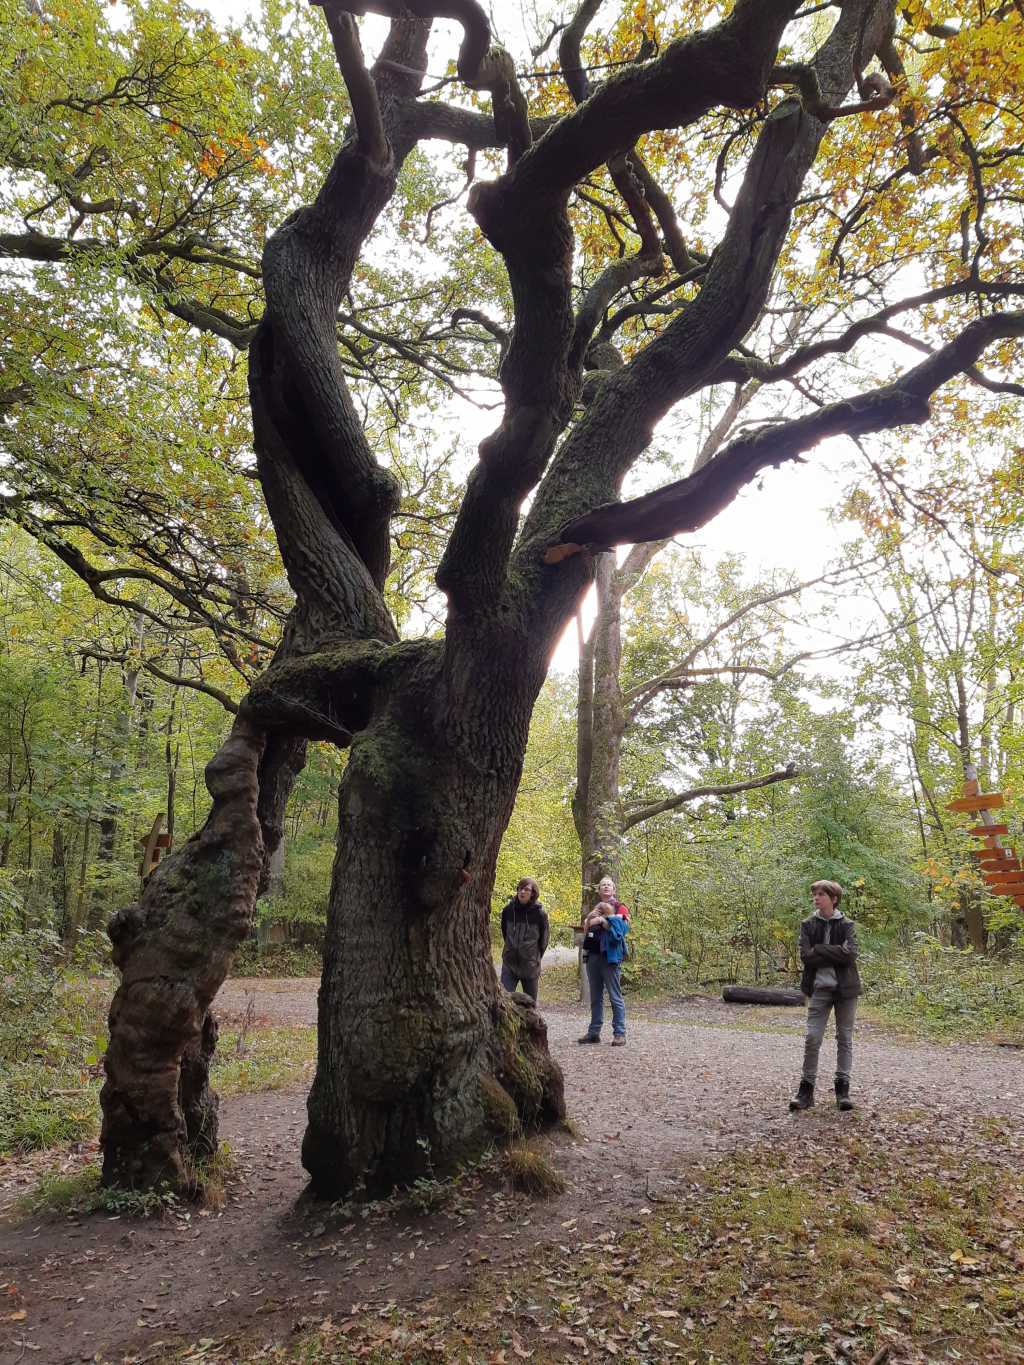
[799,912,862,999]
[500,898,549,978]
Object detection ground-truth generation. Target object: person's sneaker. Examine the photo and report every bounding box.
[577,1034,600,1044]
[611,1036,626,1047]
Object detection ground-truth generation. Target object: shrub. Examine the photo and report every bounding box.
[864,936,1024,1039]
[620,940,692,994]
[0,880,111,1155]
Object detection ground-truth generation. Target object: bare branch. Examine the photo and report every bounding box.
[622,764,798,832]
[545,311,1024,558]
[142,660,241,714]
[6,507,274,651]
[711,281,1024,387]
[0,232,259,348]
[622,560,872,717]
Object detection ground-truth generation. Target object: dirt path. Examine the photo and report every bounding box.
[2,982,1021,1364]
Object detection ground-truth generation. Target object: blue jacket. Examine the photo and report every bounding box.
[601,913,630,965]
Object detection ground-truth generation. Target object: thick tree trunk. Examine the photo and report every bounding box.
[100,721,306,1189]
[100,720,267,1189]
[302,642,565,1199]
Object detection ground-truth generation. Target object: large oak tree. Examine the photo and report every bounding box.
[5,0,1023,1197]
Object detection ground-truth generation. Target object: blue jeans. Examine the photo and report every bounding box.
[501,964,539,1003]
[585,955,625,1037]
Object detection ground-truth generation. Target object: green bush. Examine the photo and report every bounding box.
[0,878,111,1154]
[864,936,1024,1039]
[232,940,320,977]
[620,940,692,995]
[257,834,335,927]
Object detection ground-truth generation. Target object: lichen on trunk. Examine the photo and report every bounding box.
[301,650,565,1199]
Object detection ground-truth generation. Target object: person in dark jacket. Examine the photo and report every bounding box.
[499,877,549,1004]
[789,879,862,1113]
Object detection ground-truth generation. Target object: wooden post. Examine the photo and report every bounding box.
[946,766,1016,949]
[574,927,591,1009]
[137,814,171,884]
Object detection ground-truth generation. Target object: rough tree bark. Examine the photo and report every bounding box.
[301,638,565,1196]
[572,552,629,906]
[97,0,1023,1197]
[101,719,266,1188]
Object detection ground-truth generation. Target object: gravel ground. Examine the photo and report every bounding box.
[2,978,1020,1363]
[215,976,1024,1179]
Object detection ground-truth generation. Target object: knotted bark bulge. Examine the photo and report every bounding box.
[100,721,266,1190]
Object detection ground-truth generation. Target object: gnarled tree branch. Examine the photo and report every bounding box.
[622,763,798,832]
[545,311,1024,557]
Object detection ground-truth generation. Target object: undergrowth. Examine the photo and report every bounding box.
[863,941,1024,1041]
[211,1025,317,1093]
[16,1143,238,1219]
[0,941,110,1156]
[1,1008,315,1158]
[232,942,321,978]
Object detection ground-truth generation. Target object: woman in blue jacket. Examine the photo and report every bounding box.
[577,900,630,1046]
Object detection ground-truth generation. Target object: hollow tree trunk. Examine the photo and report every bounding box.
[302,641,564,1199]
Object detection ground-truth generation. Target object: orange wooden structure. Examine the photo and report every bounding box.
[949,776,1022,908]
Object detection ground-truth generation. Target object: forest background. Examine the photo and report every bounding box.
[1,0,1023,1163]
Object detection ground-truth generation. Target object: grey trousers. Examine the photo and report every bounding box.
[500,964,538,1003]
[801,989,857,1085]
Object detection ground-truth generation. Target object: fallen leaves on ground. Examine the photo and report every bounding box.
[152,1110,1024,1364]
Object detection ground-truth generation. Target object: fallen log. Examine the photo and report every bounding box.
[723,985,804,1007]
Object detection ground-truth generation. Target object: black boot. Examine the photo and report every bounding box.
[789,1079,814,1112]
[834,1077,854,1111]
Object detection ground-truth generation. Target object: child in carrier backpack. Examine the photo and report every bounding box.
[578,893,630,1046]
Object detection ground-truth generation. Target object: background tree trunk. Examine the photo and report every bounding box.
[573,553,626,905]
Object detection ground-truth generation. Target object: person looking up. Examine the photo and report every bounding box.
[499,877,549,1005]
[577,898,630,1046]
[789,879,861,1112]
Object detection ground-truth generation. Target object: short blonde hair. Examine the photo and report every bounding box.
[811,879,843,906]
